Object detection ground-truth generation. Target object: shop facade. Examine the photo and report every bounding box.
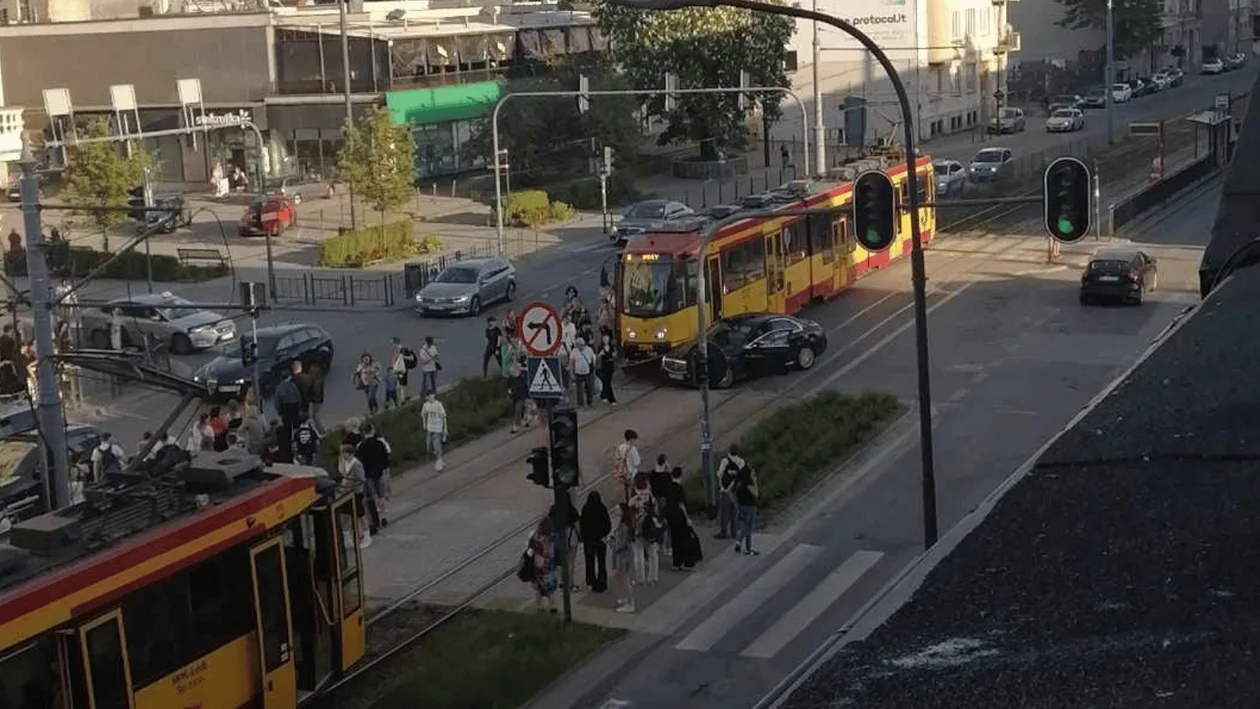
[385,81,502,180]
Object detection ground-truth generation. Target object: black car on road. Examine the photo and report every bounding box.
[660,313,827,388]
[1080,249,1158,305]
[194,322,334,402]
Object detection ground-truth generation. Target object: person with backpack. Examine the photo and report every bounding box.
[734,460,761,556]
[715,444,747,540]
[386,337,409,408]
[91,432,126,481]
[568,336,596,407]
[356,422,391,533]
[292,414,321,465]
[628,473,662,585]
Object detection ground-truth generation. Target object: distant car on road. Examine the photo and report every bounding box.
[1129,78,1155,98]
[414,257,517,317]
[80,292,237,354]
[1202,58,1225,75]
[194,322,334,402]
[1163,67,1185,86]
[239,193,297,237]
[1080,249,1159,306]
[1224,53,1247,71]
[613,200,694,246]
[988,107,1026,135]
[1112,83,1134,103]
[1046,108,1085,133]
[1048,94,1083,113]
[1081,87,1108,108]
[1149,72,1171,91]
[969,147,1014,183]
[933,159,967,196]
[660,312,827,389]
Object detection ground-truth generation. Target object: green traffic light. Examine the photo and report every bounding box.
[1057,218,1074,234]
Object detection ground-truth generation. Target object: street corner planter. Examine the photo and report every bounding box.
[672,155,749,180]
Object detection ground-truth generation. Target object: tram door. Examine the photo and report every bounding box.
[832,214,851,291]
[74,610,136,709]
[765,231,785,313]
[331,494,367,671]
[250,537,298,709]
[706,256,722,322]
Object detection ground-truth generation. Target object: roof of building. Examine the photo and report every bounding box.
[778,71,1260,709]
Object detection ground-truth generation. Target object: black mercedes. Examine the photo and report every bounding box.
[660,313,827,388]
[193,322,334,402]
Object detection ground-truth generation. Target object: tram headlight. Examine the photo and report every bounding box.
[627,329,638,339]
[654,328,669,340]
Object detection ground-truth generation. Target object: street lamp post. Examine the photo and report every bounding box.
[491,85,812,257]
[611,0,940,548]
[1106,0,1115,144]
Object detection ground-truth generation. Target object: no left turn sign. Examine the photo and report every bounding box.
[519,301,563,356]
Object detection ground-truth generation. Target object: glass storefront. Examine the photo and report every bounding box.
[284,127,344,182]
[413,118,484,180]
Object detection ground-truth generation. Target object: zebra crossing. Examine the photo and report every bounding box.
[671,543,891,660]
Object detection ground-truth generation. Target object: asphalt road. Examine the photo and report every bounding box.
[589,181,1221,708]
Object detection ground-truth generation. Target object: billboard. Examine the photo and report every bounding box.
[815,0,918,59]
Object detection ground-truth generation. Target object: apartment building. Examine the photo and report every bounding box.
[785,0,1019,151]
[1201,0,1254,58]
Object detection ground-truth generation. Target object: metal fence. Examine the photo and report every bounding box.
[270,241,499,307]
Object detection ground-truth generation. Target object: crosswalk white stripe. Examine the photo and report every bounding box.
[739,550,885,659]
[674,544,824,653]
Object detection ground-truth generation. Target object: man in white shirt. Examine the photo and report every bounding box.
[417,336,440,398]
[420,393,449,471]
[614,429,640,501]
[91,433,127,481]
[569,337,597,407]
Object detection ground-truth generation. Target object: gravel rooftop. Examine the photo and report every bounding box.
[781,205,1260,707]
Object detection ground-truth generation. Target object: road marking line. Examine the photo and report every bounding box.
[599,700,633,708]
[740,550,885,659]
[674,544,824,653]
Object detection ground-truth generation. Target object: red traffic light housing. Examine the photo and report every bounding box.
[1043,157,1092,243]
[853,170,898,252]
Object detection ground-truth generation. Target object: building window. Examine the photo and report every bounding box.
[966,9,977,37]
[965,63,978,92]
[951,11,963,41]
[980,9,991,36]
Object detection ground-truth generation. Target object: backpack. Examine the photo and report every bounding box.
[516,549,536,583]
[640,500,666,544]
[98,445,122,474]
[402,348,418,370]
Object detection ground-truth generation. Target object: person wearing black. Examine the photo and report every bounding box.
[482,316,502,377]
[549,493,582,592]
[292,414,321,465]
[580,491,611,592]
[356,423,391,533]
[510,356,530,433]
[596,331,617,405]
[665,467,703,570]
[307,363,326,433]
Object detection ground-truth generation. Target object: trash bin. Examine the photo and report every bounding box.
[403,261,435,300]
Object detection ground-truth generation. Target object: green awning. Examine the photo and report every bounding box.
[386,81,503,126]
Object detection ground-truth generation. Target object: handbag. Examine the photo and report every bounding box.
[517,548,536,583]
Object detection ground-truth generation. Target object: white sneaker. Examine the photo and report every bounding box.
[434,458,445,472]
[615,603,636,613]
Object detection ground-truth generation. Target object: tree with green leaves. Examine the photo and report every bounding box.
[1054,0,1162,60]
[64,118,150,250]
[463,59,643,188]
[338,105,416,221]
[593,1,795,159]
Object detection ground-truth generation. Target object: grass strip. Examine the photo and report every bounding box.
[369,609,623,709]
[316,375,512,472]
[686,391,902,517]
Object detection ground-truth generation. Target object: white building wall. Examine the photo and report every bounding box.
[1005,0,1103,65]
[782,0,1014,157]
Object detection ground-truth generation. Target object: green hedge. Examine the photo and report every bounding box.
[3,245,224,282]
[686,391,901,515]
[315,375,514,473]
[319,221,416,268]
[505,190,551,227]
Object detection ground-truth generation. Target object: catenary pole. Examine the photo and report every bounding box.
[811,0,826,177]
[19,140,72,510]
[1106,0,1115,145]
[340,0,358,230]
[492,86,811,256]
[611,0,940,548]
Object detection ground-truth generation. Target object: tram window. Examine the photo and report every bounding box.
[336,503,363,616]
[85,620,129,709]
[683,260,699,307]
[784,222,808,262]
[745,239,766,281]
[254,544,292,673]
[721,246,748,292]
[895,185,907,234]
[919,172,932,204]
[0,638,66,709]
[124,580,186,686]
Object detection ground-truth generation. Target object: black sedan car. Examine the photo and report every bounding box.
[1080,249,1158,305]
[194,322,334,402]
[660,313,827,388]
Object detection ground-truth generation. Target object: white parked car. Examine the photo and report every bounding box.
[988,107,1026,135]
[1112,83,1133,103]
[1202,58,1225,75]
[1045,108,1085,133]
[1149,72,1170,90]
[932,159,967,196]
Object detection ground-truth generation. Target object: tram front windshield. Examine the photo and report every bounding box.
[622,256,690,317]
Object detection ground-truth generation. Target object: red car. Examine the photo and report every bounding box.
[239,194,296,236]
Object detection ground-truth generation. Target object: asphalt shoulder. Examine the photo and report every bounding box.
[778,261,1260,708]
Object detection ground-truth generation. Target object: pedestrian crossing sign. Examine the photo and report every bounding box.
[527,356,564,399]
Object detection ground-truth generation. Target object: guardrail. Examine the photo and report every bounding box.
[269,245,497,307]
[1107,154,1220,234]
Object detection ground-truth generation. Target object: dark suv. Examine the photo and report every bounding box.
[1080,249,1159,305]
[193,322,334,401]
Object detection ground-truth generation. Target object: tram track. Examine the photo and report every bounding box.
[309,231,1021,706]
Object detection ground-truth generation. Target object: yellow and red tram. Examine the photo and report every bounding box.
[0,455,366,709]
[617,156,936,363]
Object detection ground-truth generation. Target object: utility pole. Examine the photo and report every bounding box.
[19,142,71,510]
[1105,0,1115,144]
[142,166,154,293]
[339,0,357,230]
[811,0,826,178]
